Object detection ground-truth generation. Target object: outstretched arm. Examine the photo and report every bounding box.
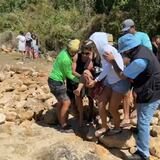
[103,52,127,79]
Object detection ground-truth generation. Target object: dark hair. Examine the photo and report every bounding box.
[81,40,96,52]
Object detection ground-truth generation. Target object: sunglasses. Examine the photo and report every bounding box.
[82,52,90,55]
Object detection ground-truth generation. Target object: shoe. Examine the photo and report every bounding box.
[60,124,74,133]
[127,151,149,160]
[106,128,122,136]
[120,119,131,128]
[95,128,108,137]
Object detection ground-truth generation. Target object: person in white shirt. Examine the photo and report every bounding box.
[16,31,26,61]
[88,32,130,137]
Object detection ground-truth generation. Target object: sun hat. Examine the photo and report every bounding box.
[107,34,114,45]
[122,19,135,32]
[118,33,141,53]
[68,39,80,52]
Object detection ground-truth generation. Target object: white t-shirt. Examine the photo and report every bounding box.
[89,32,124,84]
[16,35,26,52]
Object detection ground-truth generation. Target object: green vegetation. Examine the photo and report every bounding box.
[0,0,160,51]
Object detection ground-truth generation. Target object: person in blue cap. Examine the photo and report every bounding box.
[103,33,160,160]
[122,19,152,50]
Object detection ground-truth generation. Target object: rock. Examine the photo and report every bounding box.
[5,112,17,122]
[35,140,118,160]
[0,121,14,134]
[150,126,160,137]
[37,93,51,101]
[23,79,35,86]
[18,110,34,121]
[129,147,137,154]
[99,129,136,149]
[151,117,159,125]
[130,118,137,126]
[15,100,26,108]
[0,92,13,105]
[43,108,58,125]
[150,137,160,158]
[0,72,5,82]
[17,85,28,92]
[0,113,6,124]
[45,97,57,109]
[154,110,160,118]
[32,72,39,77]
[41,84,50,94]
[46,55,53,62]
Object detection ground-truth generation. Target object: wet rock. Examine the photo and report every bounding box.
[43,108,58,125]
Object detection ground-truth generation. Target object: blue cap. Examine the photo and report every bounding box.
[118,33,140,53]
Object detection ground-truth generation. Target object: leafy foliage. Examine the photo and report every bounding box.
[0,0,159,51]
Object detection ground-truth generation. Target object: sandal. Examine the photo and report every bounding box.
[120,119,131,128]
[107,128,122,136]
[95,128,108,137]
[60,124,74,133]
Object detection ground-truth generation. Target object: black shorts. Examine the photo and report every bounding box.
[66,79,77,99]
[48,78,69,102]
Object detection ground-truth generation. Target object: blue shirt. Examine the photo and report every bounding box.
[134,32,152,50]
[124,59,148,79]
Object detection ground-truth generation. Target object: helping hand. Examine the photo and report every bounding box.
[89,80,96,88]
[103,52,115,63]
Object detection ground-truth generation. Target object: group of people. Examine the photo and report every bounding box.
[48,19,160,160]
[16,31,40,61]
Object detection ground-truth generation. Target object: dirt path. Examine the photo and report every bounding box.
[0,52,52,73]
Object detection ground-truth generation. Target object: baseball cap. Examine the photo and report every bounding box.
[122,19,135,32]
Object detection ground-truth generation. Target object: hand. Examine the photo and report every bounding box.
[103,52,115,63]
[89,80,96,88]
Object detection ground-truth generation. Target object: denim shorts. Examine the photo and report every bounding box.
[48,78,69,102]
[103,79,130,94]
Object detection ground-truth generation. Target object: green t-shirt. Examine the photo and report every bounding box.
[49,49,79,83]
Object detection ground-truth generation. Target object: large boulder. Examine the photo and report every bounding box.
[99,129,136,149]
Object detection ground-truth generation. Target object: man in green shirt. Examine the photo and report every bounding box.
[48,39,80,131]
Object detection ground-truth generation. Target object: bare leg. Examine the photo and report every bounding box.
[59,99,71,127]
[75,95,83,127]
[123,92,131,120]
[109,91,124,129]
[56,102,62,124]
[74,83,84,96]
[95,86,111,137]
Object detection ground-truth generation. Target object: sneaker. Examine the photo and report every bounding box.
[95,128,108,137]
[107,128,122,136]
[126,151,149,160]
